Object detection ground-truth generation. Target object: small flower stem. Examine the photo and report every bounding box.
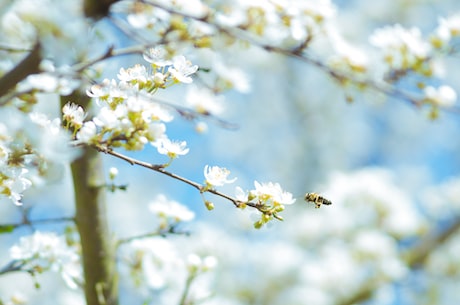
[179,271,196,305]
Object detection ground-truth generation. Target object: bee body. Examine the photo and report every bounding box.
[304,193,332,208]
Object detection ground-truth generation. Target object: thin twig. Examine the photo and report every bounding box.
[117,226,190,246]
[95,145,283,220]
[0,260,27,275]
[72,45,147,73]
[0,216,75,232]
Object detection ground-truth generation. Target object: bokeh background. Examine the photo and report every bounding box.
[2,0,460,304]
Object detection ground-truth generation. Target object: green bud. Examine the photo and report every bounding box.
[205,201,214,211]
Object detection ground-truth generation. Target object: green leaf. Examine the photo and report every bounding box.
[0,225,15,234]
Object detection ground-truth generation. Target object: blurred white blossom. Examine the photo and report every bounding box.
[423,85,457,107]
[149,194,195,223]
[152,138,189,159]
[9,231,82,289]
[204,165,237,187]
[186,86,225,115]
[62,102,86,128]
[143,47,173,67]
[252,181,296,206]
[169,56,198,84]
[370,24,431,70]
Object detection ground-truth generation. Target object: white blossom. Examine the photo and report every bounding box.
[117,64,149,84]
[62,102,86,128]
[423,85,457,107]
[122,238,183,290]
[0,167,32,205]
[370,24,431,69]
[9,231,82,289]
[152,138,189,158]
[204,165,237,187]
[149,194,195,222]
[169,56,198,84]
[186,86,225,115]
[76,121,97,144]
[432,14,460,46]
[252,181,296,206]
[143,47,172,67]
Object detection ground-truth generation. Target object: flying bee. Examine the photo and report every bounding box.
[304,193,332,209]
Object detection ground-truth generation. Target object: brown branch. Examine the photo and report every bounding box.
[117,226,190,246]
[94,145,282,220]
[338,217,460,305]
[84,0,119,19]
[0,216,75,233]
[72,45,148,73]
[0,43,41,98]
[404,217,460,268]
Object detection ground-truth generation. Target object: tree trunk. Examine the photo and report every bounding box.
[72,148,118,305]
[65,94,119,305]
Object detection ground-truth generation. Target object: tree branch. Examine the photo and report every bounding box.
[117,226,190,246]
[403,216,460,268]
[0,43,41,98]
[338,216,460,305]
[94,145,283,220]
[0,216,75,233]
[140,0,460,113]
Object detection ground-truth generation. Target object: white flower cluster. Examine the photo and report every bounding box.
[423,85,457,107]
[212,0,336,47]
[0,109,76,205]
[9,231,82,289]
[121,238,181,290]
[121,237,217,303]
[203,165,237,188]
[236,181,296,228]
[369,22,458,108]
[432,13,460,49]
[370,24,431,71]
[62,50,200,155]
[186,253,218,274]
[148,194,195,228]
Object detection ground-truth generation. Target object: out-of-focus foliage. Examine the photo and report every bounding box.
[1,0,460,305]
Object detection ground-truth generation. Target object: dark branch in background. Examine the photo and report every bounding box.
[84,0,120,19]
[147,95,239,129]
[404,216,460,268]
[73,45,148,73]
[117,225,190,246]
[137,0,460,114]
[0,216,75,233]
[0,43,41,98]
[337,216,460,305]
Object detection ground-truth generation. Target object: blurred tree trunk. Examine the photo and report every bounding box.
[84,0,119,19]
[64,93,119,305]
